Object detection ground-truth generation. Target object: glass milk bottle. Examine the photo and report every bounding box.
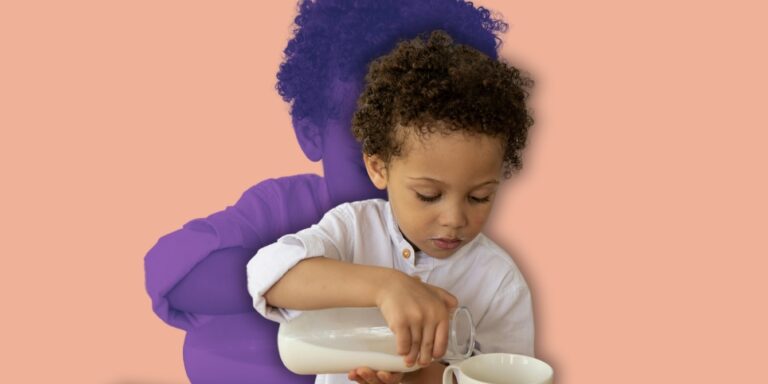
[277,306,475,374]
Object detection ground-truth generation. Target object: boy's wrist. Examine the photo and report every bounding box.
[373,268,408,307]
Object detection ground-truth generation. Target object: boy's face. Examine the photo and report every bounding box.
[365,128,505,259]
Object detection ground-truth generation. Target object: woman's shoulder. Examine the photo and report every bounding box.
[244,173,326,198]
[238,173,331,232]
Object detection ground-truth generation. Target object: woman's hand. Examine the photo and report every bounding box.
[348,367,404,384]
[375,273,459,367]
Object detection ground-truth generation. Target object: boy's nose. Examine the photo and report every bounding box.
[439,204,468,229]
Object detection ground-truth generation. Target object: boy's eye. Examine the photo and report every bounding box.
[416,193,441,202]
[469,195,491,203]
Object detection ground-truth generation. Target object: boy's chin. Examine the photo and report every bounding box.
[425,244,463,259]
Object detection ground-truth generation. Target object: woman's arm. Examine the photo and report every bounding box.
[144,174,330,329]
[165,245,256,314]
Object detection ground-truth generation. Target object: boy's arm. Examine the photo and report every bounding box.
[263,256,396,309]
[254,254,458,367]
[246,204,459,366]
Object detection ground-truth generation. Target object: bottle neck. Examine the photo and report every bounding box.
[446,306,475,361]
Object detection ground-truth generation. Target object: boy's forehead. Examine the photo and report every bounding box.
[395,122,502,152]
[393,120,458,148]
[391,127,504,180]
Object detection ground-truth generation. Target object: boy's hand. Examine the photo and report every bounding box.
[348,361,449,384]
[375,273,459,367]
[348,367,403,384]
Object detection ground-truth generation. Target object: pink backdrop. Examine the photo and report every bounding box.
[2,1,766,382]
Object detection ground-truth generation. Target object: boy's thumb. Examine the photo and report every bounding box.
[440,290,459,308]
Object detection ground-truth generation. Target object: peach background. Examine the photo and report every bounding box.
[2,1,766,383]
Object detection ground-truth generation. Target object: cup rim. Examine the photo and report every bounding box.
[459,353,554,381]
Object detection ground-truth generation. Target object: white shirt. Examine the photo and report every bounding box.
[247,199,534,384]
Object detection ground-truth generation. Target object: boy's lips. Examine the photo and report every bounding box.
[431,237,462,250]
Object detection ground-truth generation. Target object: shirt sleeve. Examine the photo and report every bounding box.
[144,174,330,330]
[246,203,356,323]
[473,270,535,357]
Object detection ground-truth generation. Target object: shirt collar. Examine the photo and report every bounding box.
[384,201,416,267]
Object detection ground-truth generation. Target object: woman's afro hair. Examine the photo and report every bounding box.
[276,0,508,130]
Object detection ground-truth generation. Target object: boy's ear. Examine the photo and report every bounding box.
[292,116,323,161]
[363,154,388,190]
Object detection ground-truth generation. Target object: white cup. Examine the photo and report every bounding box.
[442,353,553,384]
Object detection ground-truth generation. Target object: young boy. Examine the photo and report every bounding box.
[247,30,536,384]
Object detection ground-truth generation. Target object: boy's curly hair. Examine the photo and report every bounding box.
[352,30,534,176]
[276,0,507,131]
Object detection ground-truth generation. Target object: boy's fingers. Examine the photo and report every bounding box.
[376,371,393,383]
[386,372,405,384]
[419,323,436,366]
[356,367,381,384]
[393,324,410,356]
[433,318,449,359]
[347,370,363,383]
[405,325,422,367]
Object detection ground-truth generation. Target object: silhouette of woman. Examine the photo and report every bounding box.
[145,1,508,381]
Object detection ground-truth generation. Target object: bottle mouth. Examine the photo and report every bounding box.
[448,306,476,361]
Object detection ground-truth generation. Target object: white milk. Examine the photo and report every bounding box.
[278,332,419,374]
[277,307,419,374]
[277,306,475,374]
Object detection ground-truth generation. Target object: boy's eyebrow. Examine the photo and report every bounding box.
[408,177,499,188]
[473,180,500,188]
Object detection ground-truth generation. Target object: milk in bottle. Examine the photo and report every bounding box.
[277,306,475,374]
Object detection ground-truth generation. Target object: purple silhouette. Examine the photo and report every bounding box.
[144,1,508,382]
